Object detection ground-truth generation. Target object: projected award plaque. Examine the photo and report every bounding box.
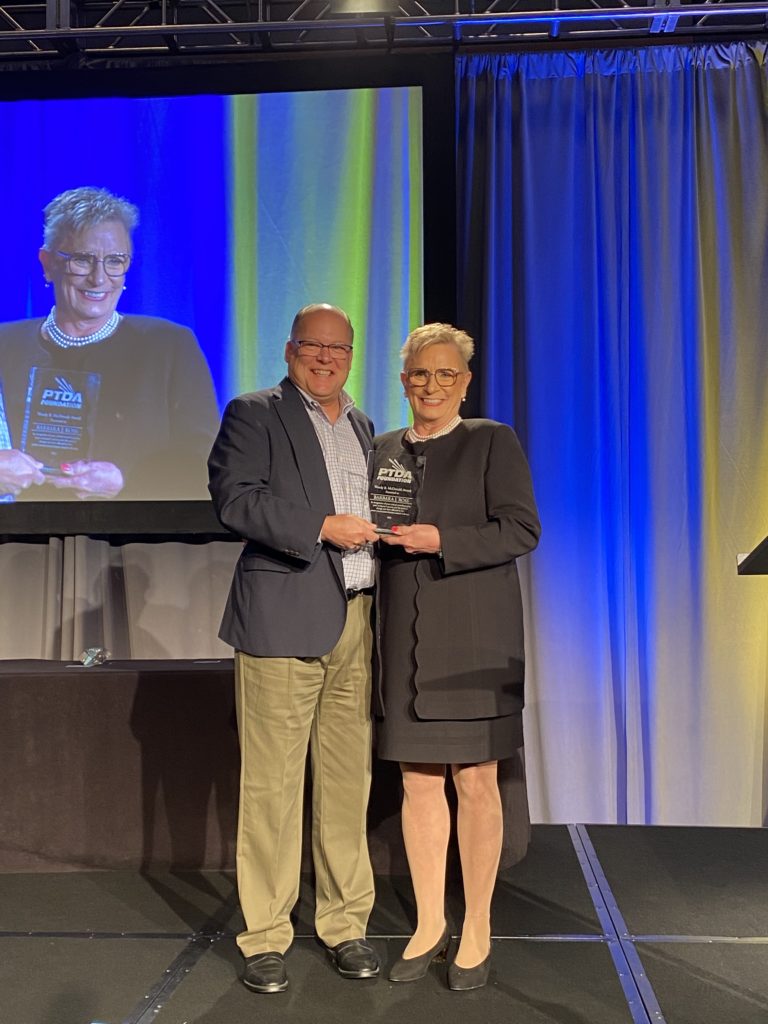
[20,368,101,470]
[369,451,424,531]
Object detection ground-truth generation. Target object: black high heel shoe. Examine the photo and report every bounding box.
[447,950,492,991]
[388,924,451,983]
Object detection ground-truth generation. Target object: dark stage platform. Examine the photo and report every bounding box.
[1,824,767,1024]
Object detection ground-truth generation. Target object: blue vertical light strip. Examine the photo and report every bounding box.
[588,63,630,824]
[489,69,517,427]
[128,95,230,411]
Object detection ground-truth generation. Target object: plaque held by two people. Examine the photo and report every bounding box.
[368,449,425,533]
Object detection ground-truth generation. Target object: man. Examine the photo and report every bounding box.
[208,303,380,994]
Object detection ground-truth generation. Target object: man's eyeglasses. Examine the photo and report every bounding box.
[57,251,131,278]
[405,368,463,387]
[292,339,353,360]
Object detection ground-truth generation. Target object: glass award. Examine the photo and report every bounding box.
[0,380,14,502]
[368,449,425,531]
[0,380,11,451]
[20,367,101,471]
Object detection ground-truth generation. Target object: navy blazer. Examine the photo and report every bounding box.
[208,377,374,658]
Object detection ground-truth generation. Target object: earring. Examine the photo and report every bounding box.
[43,279,51,288]
[461,395,467,403]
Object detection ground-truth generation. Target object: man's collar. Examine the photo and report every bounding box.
[293,382,355,417]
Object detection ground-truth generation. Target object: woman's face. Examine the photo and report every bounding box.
[401,341,471,436]
[39,219,131,335]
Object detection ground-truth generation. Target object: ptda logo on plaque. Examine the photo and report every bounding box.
[368,452,424,534]
[20,368,101,472]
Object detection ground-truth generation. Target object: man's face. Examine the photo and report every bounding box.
[284,308,353,408]
[39,220,131,333]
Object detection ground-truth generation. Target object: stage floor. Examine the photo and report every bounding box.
[1,824,767,1024]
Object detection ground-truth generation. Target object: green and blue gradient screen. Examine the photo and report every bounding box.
[0,88,423,484]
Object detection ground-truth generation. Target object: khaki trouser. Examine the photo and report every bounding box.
[234,594,374,956]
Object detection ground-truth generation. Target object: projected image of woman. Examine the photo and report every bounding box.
[0,186,219,500]
[374,323,540,991]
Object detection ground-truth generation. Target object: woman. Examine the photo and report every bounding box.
[0,186,218,500]
[375,323,540,991]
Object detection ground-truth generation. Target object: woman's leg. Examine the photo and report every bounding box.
[451,760,503,968]
[399,762,450,957]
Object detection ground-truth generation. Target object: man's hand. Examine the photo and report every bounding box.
[321,514,379,551]
[47,460,124,500]
[0,449,46,495]
[378,523,442,555]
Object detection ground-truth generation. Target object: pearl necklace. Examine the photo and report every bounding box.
[43,307,121,349]
[406,415,463,443]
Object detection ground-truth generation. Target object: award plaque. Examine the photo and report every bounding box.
[0,380,11,451]
[20,367,101,471]
[0,381,14,501]
[368,449,425,531]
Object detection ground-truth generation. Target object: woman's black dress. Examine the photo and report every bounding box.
[374,423,540,766]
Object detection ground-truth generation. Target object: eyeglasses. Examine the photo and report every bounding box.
[405,368,464,387]
[292,339,353,360]
[57,251,131,278]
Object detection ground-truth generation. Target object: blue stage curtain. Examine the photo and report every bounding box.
[457,44,768,825]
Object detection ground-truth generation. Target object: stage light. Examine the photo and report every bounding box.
[330,0,398,13]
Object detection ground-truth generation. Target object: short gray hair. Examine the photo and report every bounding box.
[290,303,354,342]
[42,186,139,251]
[400,323,475,368]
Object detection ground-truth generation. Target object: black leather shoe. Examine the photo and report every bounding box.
[447,951,491,991]
[388,924,450,982]
[327,938,380,979]
[243,951,289,993]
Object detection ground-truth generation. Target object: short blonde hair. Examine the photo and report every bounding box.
[400,323,474,368]
[43,186,139,251]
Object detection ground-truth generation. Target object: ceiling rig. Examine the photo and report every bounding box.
[0,0,765,63]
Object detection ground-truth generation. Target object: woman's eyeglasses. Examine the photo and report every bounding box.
[57,251,131,278]
[405,368,463,387]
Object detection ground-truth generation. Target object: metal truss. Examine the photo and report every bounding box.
[0,0,765,62]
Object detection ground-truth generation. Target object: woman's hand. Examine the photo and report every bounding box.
[48,460,124,499]
[378,523,442,555]
[0,449,46,495]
